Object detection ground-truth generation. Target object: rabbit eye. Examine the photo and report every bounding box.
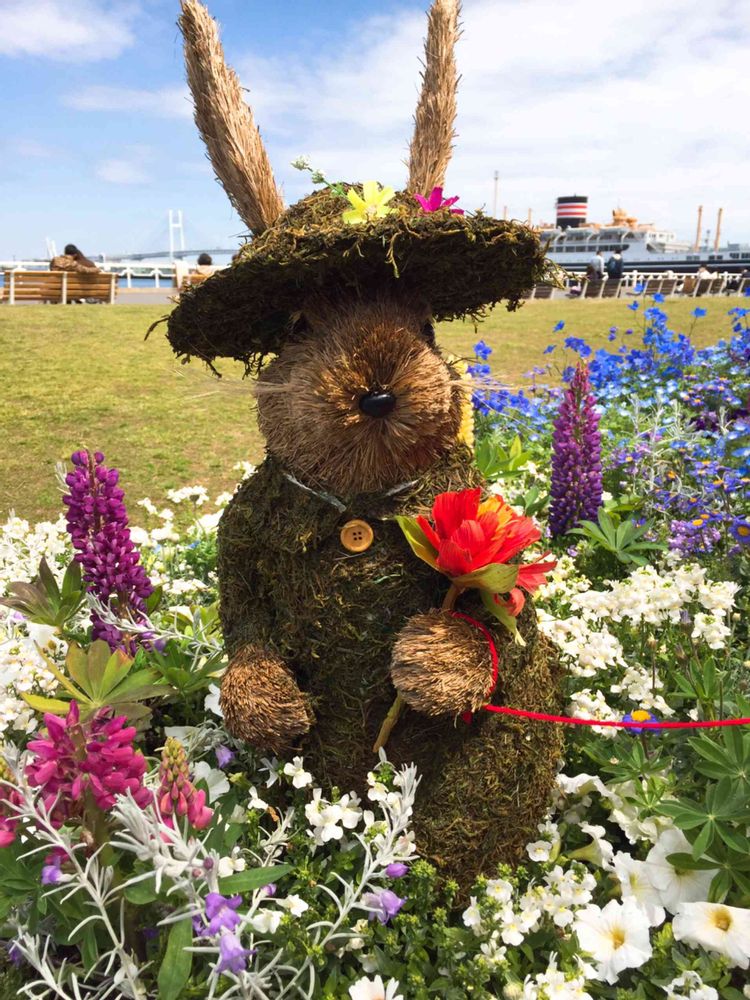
[290,314,311,339]
[421,321,436,347]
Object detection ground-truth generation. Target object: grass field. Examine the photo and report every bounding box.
[0,297,734,520]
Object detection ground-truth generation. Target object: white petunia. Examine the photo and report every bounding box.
[526,840,553,862]
[573,898,652,984]
[672,901,750,969]
[486,878,513,904]
[613,852,665,926]
[349,975,404,1000]
[283,756,313,788]
[645,829,717,913]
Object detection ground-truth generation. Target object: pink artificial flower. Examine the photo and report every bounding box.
[158,737,213,831]
[26,701,151,827]
[414,186,464,215]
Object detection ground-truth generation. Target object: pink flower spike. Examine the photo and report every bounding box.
[158,737,213,831]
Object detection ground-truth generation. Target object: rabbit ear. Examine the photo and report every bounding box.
[407,0,462,196]
[179,0,284,234]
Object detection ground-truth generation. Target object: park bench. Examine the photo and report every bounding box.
[2,270,118,304]
[601,278,622,298]
[532,283,555,299]
[583,279,604,299]
[179,273,212,292]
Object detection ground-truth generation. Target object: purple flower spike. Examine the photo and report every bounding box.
[385,862,409,878]
[63,449,153,651]
[363,888,405,924]
[414,186,464,215]
[549,363,603,537]
[263,883,277,897]
[215,929,256,975]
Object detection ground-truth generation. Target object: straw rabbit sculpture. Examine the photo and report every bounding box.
[170,0,562,883]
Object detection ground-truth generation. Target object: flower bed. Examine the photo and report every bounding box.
[0,294,748,999]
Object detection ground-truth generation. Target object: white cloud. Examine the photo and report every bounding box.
[66,85,192,119]
[96,148,151,185]
[5,138,56,159]
[233,0,750,243]
[0,0,136,61]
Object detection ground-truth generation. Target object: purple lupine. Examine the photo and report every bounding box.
[63,450,152,649]
[548,363,603,537]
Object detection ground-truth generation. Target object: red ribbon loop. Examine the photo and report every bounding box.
[448,612,750,731]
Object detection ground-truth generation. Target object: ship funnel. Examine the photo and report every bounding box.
[556,195,587,229]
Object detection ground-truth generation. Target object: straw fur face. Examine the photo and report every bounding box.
[255,297,464,496]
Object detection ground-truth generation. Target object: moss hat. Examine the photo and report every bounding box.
[170,0,552,369]
[167,187,550,368]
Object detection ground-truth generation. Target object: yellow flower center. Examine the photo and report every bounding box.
[711,907,732,933]
[738,525,750,537]
[610,927,626,950]
[632,710,651,722]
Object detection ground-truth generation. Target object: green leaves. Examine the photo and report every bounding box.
[571,508,666,566]
[24,639,167,726]
[475,435,532,482]
[157,918,193,1000]
[452,563,518,594]
[0,557,86,628]
[395,516,438,569]
[218,863,291,895]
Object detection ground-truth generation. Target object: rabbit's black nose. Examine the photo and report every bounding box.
[359,390,396,418]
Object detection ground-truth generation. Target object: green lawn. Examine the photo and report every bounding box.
[0,298,733,521]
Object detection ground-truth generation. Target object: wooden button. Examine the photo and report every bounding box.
[340,519,374,553]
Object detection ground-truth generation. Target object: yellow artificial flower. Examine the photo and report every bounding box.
[342,180,396,225]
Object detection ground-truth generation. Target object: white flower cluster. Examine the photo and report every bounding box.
[0,514,69,598]
[0,620,62,735]
[521,953,594,1000]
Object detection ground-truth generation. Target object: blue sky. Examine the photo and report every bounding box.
[2,0,750,260]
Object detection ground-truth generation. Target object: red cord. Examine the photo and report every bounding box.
[447,612,750,731]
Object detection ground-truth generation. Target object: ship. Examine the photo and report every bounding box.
[536,197,750,273]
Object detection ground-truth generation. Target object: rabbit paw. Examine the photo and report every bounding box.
[390,609,495,717]
[220,645,313,752]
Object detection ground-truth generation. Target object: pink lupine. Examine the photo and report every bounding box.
[26,701,150,827]
[0,758,22,847]
[158,737,213,831]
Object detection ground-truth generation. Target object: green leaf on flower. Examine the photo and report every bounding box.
[217,863,292,894]
[690,822,714,860]
[124,877,158,904]
[158,918,193,1000]
[709,868,732,902]
[453,563,518,593]
[395,516,438,569]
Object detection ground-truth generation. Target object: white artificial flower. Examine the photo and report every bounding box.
[339,791,363,829]
[204,684,223,718]
[283,756,313,789]
[349,975,404,1000]
[613,852,665,926]
[276,894,309,918]
[305,790,345,844]
[217,848,246,879]
[260,757,281,787]
[248,786,268,811]
[191,761,230,803]
[462,896,483,933]
[672,901,750,969]
[250,908,283,935]
[573,898,652,984]
[498,906,528,946]
[645,829,717,913]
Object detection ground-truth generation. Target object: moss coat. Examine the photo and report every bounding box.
[218,447,563,884]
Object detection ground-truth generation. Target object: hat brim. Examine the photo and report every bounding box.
[166,188,553,369]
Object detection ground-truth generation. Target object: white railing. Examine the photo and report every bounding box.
[528,271,749,300]
[0,261,179,289]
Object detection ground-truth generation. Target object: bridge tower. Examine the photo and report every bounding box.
[168,209,185,260]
